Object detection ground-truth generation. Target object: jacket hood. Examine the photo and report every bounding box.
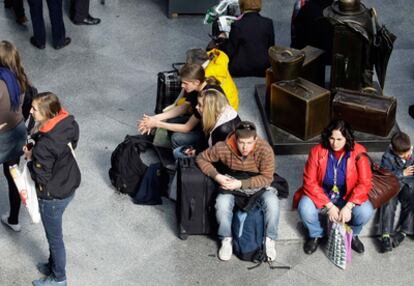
[208,49,230,67]
[40,109,78,144]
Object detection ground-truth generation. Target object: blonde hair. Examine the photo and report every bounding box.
[33,92,62,119]
[239,0,262,13]
[199,89,229,135]
[0,41,29,93]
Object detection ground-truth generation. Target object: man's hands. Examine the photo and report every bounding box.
[137,114,158,135]
[403,165,414,177]
[215,174,242,190]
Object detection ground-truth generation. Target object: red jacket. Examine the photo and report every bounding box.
[292,143,372,209]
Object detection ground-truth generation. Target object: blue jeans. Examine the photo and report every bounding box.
[215,191,280,240]
[38,194,74,282]
[166,116,205,149]
[298,195,374,238]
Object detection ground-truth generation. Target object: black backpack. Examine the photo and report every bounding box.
[108,135,149,195]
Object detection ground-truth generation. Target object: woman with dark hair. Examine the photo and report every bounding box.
[293,120,374,255]
[0,40,29,232]
[24,92,80,286]
[219,0,275,77]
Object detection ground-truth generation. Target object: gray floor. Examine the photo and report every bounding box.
[0,0,413,285]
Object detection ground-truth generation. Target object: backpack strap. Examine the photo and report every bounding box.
[127,135,173,169]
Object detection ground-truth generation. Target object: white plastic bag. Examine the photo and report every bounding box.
[9,163,41,224]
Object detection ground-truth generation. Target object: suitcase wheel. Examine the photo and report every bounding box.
[178,225,188,240]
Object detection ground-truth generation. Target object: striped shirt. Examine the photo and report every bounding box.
[196,134,275,189]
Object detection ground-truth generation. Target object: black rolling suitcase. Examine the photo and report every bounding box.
[155,63,184,114]
[176,157,217,240]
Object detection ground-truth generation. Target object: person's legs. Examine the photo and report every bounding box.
[70,0,89,22]
[215,193,234,261]
[298,195,324,238]
[261,190,280,261]
[215,193,235,239]
[379,196,398,235]
[3,158,21,225]
[37,195,73,283]
[27,0,46,46]
[378,196,398,252]
[261,190,280,240]
[11,0,27,22]
[397,185,414,235]
[170,130,205,149]
[350,200,374,236]
[46,0,66,47]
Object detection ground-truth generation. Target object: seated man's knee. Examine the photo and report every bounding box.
[215,194,235,213]
[262,191,279,215]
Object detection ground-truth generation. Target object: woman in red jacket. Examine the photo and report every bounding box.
[294,120,373,255]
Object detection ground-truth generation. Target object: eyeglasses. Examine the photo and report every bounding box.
[237,122,256,131]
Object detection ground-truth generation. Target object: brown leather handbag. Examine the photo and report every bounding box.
[356,152,400,209]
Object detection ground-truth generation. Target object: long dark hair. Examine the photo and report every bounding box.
[321,119,355,152]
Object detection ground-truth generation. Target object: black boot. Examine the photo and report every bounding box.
[351,236,365,253]
[304,237,322,255]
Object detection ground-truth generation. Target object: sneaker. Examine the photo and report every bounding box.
[36,262,52,276]
[218,237,232,261]
[1,214,21,232]
[265,237,277,261]
[391,231,406,248]
[380,235,392,253]
[32,275,67,286]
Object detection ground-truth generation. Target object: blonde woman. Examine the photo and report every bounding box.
[0,40,29,232]
[174,88,240,158]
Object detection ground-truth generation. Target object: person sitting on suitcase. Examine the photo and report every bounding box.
[138,64,224,150]
[378,132,414,253]
[196,121,280,261]
[174,88,240,159]
[186,48,239,111]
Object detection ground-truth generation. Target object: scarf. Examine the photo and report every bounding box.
[0,67,21,111]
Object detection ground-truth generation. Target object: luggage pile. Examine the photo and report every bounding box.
[265,0,397,141]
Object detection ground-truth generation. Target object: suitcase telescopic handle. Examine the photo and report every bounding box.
[172,62,185,71]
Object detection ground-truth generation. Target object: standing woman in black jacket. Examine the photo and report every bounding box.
[220,0,275,77]
[24,92,80,286]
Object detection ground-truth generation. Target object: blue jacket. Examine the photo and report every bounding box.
[381,145,414,189]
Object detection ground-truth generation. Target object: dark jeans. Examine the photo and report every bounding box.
[166,116,205,149]
[5,0,26,18]
[380,185,414,235]
[39,194,74,282]
[3,158,21,225]
[28,0,66,46]
[70,0,90,22]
